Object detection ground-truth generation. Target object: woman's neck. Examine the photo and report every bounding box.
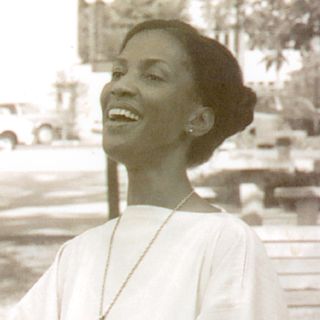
[126,161,193,210]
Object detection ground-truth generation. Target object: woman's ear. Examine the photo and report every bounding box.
[185,106,215,137]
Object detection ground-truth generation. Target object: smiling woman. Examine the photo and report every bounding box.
[102,28,202,171]
[12,20,288,320]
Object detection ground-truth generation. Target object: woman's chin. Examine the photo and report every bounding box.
[103,141,139,166]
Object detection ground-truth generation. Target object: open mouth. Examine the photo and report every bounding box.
[107,108,141,123]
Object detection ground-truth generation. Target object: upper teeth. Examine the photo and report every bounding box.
[108,108,140,121]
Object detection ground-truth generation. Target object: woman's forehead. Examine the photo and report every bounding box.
[118,29,190,68]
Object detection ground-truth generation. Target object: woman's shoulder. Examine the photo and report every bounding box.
[214,212,254,234]
[59,218,117,256]
[195,211,261,249]
[196,213,269,273]
[193,210,252,231]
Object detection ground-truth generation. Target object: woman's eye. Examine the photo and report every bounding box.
[112,71,124,80]
[145,73,163,81]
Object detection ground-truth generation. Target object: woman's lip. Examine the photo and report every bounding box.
[104,119,141,134]
[104,116,142,128]
[106,119,140,126]
[106,103,142,119]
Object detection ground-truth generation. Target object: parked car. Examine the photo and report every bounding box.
[0,103,63,149]
[0,105,34,150]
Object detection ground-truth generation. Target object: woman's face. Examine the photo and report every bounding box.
[101,29,198,167]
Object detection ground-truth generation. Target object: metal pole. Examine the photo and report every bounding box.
[234,0,241,59]
[107,156,120,219]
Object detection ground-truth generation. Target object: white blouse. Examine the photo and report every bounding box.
[11,205,288,320]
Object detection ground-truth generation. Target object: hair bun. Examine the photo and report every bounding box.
[215,85,256,139]
[240,86,257,109]
[236,86,257,130]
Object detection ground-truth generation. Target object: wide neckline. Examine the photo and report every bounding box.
[122,204,225,216]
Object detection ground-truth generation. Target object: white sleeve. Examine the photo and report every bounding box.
[10,242,68,320]
[197,220,289,320]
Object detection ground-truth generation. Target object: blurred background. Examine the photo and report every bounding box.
[0,1,320,319]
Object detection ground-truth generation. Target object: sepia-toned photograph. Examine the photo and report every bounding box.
[1,1,319,319]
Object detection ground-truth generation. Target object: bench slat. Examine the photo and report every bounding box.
[286,290,320,307]
[264,243,320,258]
[289,306,320,320]
[280,274,320,290]
[254,226,320,241]
[272,259,320,274]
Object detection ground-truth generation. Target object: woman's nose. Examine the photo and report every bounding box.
[111,75,137,97]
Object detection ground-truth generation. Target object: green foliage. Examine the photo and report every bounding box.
[199,0,320,70]
[78,0,189,63]
[285,52,320,108]
[201,0,320,51]
[111,0,188,22]
[260,51,287,72]
[200,0,238,31]
[241,0,320,53]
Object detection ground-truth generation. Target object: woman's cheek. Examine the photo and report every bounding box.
[100,82,112,107]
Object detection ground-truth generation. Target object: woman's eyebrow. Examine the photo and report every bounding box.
[141,58,169,68]
[139,59,172,76]
[113,57,170,72]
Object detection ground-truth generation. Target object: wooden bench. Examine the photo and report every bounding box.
[254,226,320,320]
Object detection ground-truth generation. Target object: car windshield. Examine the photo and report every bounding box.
[18,103,41,115]
[0,104,15,115]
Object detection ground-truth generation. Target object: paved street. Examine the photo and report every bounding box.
[0,144,128,318]
[0,144,128,213]
[0,143,106,173]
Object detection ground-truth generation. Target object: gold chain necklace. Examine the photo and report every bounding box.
[98,190,195,319]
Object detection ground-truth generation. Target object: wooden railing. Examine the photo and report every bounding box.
[254,226,320,320]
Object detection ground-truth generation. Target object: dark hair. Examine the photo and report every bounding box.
[121,19,256,167]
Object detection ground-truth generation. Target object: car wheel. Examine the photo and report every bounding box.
[36,125,54,144]
[0,132,17,151]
